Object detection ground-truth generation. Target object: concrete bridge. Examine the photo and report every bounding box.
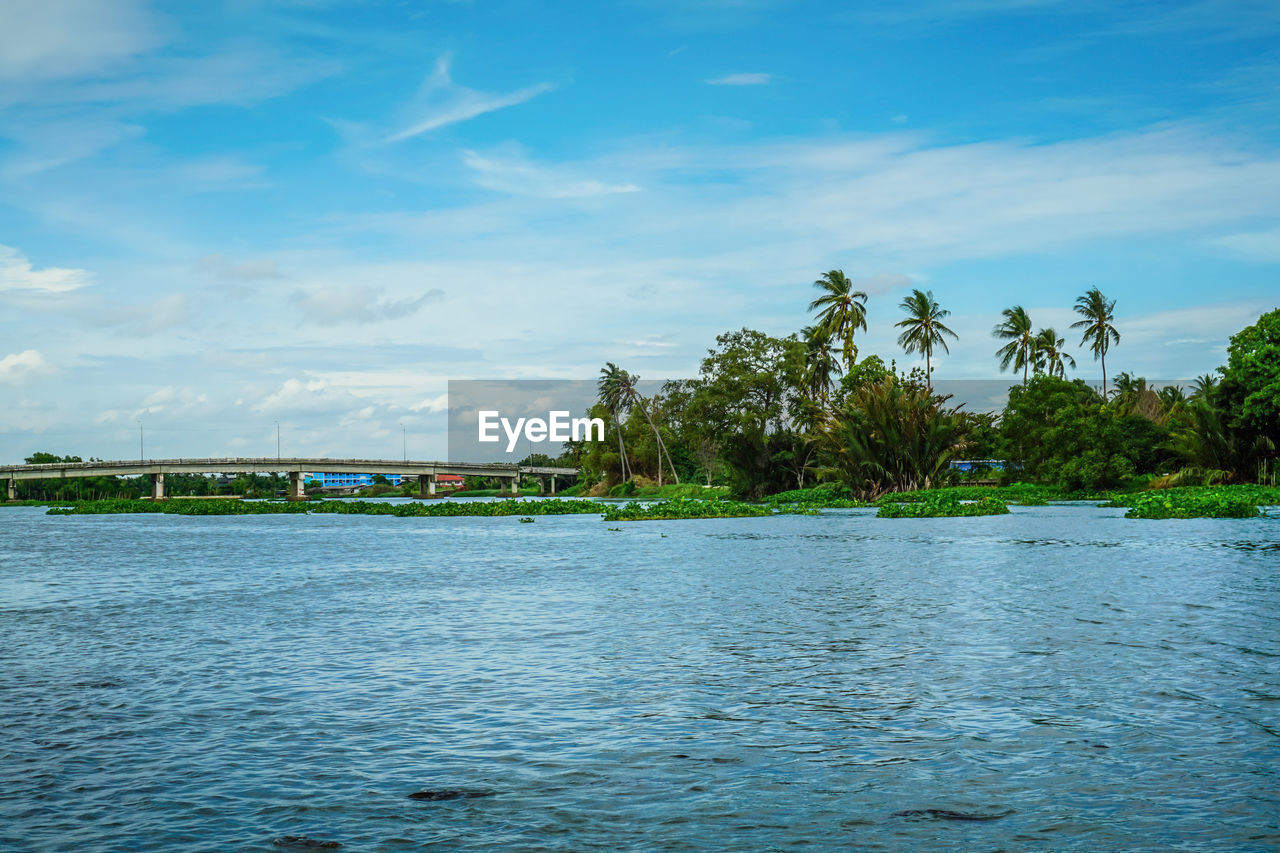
[1,458,579,500]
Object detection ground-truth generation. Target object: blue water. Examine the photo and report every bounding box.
[1,504,1278,852]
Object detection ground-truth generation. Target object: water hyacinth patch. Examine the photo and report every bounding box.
[877,495,1011,518]
[1121,491,1260,519]
[601,498,778,522]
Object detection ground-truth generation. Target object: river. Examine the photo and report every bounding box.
[2,503,1278,851]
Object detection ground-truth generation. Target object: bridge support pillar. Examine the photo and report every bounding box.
[6,478,15,501]
[507,477,519,495]
[150,473,165,500]
[288,471,307,501]
[418,474,436,498]
[548,475,556,495]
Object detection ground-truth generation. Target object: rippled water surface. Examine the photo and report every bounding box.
[2,503,1279,851]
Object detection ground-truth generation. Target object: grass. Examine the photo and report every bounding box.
[606,482,732,500]
[877,495,1011,518]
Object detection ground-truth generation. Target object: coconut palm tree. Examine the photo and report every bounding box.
[1191,373,1218,401]
[809,269,868,370]
[801,323,842,405]
[597,362,632,481]
[1071,287,1120,398]
[615,370,680,487]
[894,289,958,391]
[1033,327,1076,378]
[993,305,1037,384]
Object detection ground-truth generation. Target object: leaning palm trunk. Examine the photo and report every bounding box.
[637,400,679,486]
[614,419,631,482]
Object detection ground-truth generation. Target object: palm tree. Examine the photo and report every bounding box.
[597,362,632,482]
[801,323,842,405]
[615,370,680,487]
[1191,373,1218,401]
[894,289,958,390]
[809,269,868,370]
[1071,287,1120,398]
[1033,327,1076,378]
[993,305,1037,384]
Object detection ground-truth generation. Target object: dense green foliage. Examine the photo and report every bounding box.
[1217,308,1280,451]
[819,376,970,499]
[46,498,604,517]
[877,495,1011,518]
[1000,376,1168,490]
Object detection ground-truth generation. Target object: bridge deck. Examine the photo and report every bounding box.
[1,458,578,481]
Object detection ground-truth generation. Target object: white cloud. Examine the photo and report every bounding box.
[291,285,445,325]
[1211,225,1280,262]
[462,148,641,198]
[0,0,159,81]
[706,72,771,85]
[386,56,554,142]
[87,294,193,337]
[0,350,51,384]
[0,245,93,292]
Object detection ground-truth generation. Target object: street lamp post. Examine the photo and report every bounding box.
[275,421,280,460]
[138,420,144,461]
[401,423,406,461]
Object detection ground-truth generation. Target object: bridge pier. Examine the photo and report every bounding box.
[548,474,556,495]
[418,474,436,498]
[506,477,519,495]
[150,473,165,500]
[288,472,307,501]
[6,478,15,501]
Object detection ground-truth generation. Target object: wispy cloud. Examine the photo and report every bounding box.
[0,0,159,82]
[462,148,640,198]
[386,56,554,143]
[196,254,282,281]
[0,245,93,292]
[706,72,771,85]
[291,285,445,325]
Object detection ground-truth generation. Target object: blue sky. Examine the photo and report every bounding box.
[0,0,1277,460]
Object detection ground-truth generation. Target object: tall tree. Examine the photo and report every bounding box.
[993,305,1037,384]
[1033,327,1076,378]
[616,371,680,486]
[801,323,842,406]
[894,289,958,390]
[1071,287,1121,398]
[809,269,868,370]
[597,362,632,482]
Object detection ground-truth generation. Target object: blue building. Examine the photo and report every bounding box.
[306,473,406,488]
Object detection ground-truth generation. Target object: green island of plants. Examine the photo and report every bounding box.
[764,483,867,508]
[601,497,803,522]
[877,495,1011,518]
[1107,488,1263,519]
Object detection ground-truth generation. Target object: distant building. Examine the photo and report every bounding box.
[306,473,406,488]
[303,473,467,489]
[948,459,1007,472]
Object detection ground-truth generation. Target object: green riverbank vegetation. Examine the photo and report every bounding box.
[545,285,1277,509]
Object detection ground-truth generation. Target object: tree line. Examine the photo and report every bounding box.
[556,273,1277,499]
